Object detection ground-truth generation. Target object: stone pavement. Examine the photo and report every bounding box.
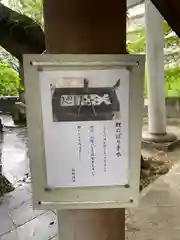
[0,159,180,239]
[126,161,180,240]
[0,183,58,240]
[0,114,180,239]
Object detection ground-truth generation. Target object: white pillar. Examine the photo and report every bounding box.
[145,0,166,134]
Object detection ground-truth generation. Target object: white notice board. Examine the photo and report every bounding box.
[40,69,129,188]
[24,54,145,210]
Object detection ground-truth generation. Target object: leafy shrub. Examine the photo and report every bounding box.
[0,62,21,96]
[164,67,180,96]
[127,29,146,54]
[144,67,180,97]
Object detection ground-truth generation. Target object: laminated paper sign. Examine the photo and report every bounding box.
[39,69,130,188]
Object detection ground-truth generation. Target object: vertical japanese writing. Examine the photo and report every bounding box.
[103,125,107,172]
[77,126,82,161]
[72,168,76,183]
[115,122,122,158]
[89,126,96,176]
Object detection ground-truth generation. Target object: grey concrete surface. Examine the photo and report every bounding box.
[2,160,180,240]
[126,162,180,239]
[0,115,180,239]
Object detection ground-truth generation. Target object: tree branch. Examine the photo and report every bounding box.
[0,3,45,60]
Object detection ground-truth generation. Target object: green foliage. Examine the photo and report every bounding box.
[144,67,180,97]
[127,29,146,54]
[162,20,171,36]
[127,20,180,97]
[165,35,180,49]
[0,62,21,96]
[7,0,43,26]
[164,67,180,96]
[127,21,179,53]
[0,47,19,71]
[0,0,44,96]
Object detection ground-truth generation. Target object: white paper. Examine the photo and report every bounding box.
[39,69,130,188]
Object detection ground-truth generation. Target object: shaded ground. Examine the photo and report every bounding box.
[140,117,180,189]
[140,151,174,191]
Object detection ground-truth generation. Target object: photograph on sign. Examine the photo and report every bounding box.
[51,78,120,122]
[39,69,130,189]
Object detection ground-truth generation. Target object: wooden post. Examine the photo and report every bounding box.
[43,1,126,239]
[43,0,126,54]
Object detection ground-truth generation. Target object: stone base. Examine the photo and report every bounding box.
[142,132,179,151]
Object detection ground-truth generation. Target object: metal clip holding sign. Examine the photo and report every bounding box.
[23,54,145,210]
